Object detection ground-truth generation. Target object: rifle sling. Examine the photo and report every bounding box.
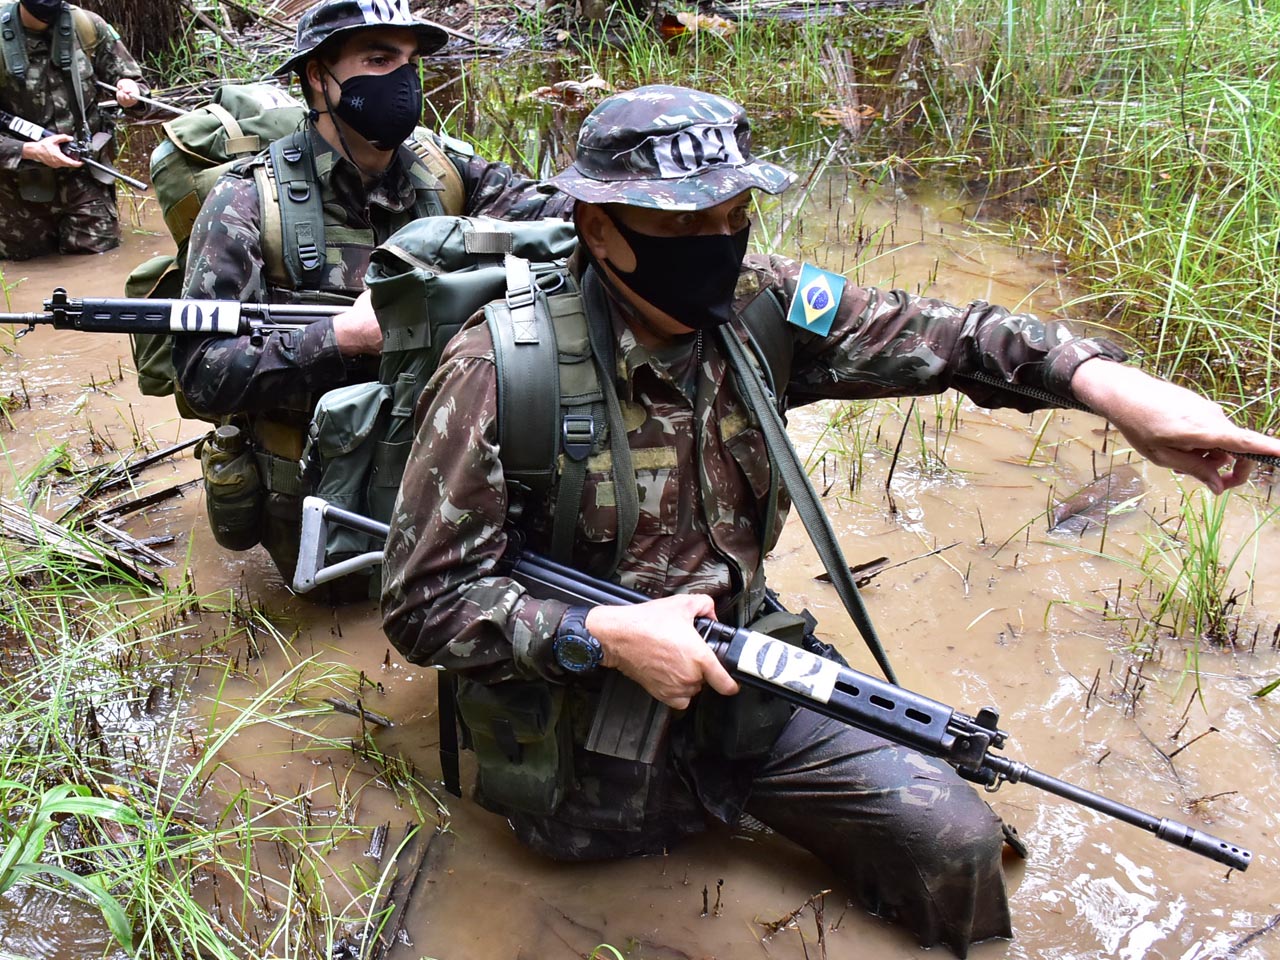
[717,325,899,686]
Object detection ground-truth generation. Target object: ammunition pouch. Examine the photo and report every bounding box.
[694,609,806,760]
[17,164,55,203]
[455,677,572,817]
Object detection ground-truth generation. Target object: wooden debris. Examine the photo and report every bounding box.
[0,498,162,587]
[366,824,446,960]
[1049,464,1145,534]
[324,697,395,729]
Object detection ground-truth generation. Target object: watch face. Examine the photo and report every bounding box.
[555,633,602,673]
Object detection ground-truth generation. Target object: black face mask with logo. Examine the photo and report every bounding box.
[325,62,423,151]
[21,0,64,25]
[602,209,751,331]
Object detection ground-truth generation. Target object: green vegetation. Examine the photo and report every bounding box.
[0,514,441,956]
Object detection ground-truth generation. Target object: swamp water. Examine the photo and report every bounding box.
[0,104,1276,960]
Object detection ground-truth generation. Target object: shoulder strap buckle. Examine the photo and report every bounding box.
[562,414,595,462]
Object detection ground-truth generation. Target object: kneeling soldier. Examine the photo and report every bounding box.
[381,85,1280,956]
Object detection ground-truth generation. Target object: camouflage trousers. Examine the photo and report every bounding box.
[0,168,120,260]
[506,707,1015,958]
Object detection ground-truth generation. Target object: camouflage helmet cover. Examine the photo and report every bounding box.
[273,0,447,77]
[546,85,795,210]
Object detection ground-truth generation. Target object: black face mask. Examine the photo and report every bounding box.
[602,210,750,331]
[326,63,423,151]
[21,0,64,24]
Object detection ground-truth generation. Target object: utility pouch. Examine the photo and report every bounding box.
[694,610,806,760]
[199,424,264,551]
[455,677,572,817]
[17,165,55,203]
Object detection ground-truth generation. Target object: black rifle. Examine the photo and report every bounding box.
[0,288,345,344]
[0,108,148,191]
[294,497,1253,873]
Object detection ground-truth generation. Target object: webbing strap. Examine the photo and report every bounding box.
[269,132,325,289]
[581,269,638,575]
[437,671,461,797]
[253,449,303,497]
[717,326,899,685]
[54,8,90,142]
[203,102,259,156]
[0,4,27,80]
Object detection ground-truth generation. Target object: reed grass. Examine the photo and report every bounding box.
[0,503,441,957]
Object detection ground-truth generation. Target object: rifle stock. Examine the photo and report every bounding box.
[0,288,345,339]
[295,497,1253,873]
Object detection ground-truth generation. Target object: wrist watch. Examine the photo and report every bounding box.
[553,605,604,674]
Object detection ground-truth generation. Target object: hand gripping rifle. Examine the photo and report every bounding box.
[0,108,148,191]
[294,496,1253,873]
[0,288,346,344]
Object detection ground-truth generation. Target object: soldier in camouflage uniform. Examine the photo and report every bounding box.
[0,0,147,259]
[381,86,1280,956]
[175,0,571,579]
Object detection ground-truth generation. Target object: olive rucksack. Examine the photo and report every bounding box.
[301,215,579,574]
[125,83,310,397]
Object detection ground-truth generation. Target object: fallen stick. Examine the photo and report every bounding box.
[0,498,162,587]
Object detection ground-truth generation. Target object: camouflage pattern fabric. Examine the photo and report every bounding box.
[545,84,794,210]
[0,5,146,258]
[274,0,447,77]
[175,124,573,418]
[380,254,1129,957]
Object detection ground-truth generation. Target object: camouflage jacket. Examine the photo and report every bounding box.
[174,124,573,417]
[0,4,146,171]
[379,254,1128,843]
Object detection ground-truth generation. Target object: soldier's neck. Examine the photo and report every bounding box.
[19,8,51,31]
[595,259,695,349]
[311,116,394,184]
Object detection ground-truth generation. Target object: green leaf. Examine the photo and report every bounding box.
[1251,675,1280,698]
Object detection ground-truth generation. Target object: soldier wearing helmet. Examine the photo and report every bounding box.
[176,0,571,580]
[381,85,1280,955]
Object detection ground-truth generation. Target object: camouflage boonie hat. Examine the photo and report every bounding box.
[273,0,448,77]
[546,85,795,210]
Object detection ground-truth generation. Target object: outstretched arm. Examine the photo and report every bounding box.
[1070,359,1280,494]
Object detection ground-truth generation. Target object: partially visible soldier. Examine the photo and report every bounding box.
[175,0,572,579]
[381,86,1280,957]
[0,0,146,259]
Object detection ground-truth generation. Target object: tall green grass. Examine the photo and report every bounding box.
[0,517,440,957]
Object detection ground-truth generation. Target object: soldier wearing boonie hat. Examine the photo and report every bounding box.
[174,0,572,583]
[384,84,1275,957]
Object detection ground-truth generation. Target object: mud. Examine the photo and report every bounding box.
[0,164,1277,959]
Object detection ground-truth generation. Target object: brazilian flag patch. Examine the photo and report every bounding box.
[786,263,846,337]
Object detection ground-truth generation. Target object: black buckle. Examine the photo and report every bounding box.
[562,414,595,462]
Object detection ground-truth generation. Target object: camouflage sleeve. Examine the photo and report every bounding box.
[381,329,568,683]
[85,12,152,117]
[174,174,347,416]
[450,148,575,221]
[742,254,1129,410]
[85,12,145,86]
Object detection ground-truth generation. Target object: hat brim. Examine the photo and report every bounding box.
[272,21,449,77]
[545,158,796,211]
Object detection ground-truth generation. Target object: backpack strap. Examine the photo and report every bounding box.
[0,3,25,81]
[738,288,793,406]
[405,129,465,218]
[53,6,89,140]
[203,101,261,157]
[489,255,562,495]
[265,130,325,290]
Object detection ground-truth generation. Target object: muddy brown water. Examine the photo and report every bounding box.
[0,176,1278,960]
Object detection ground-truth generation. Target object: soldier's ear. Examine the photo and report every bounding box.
[576,205,613,262]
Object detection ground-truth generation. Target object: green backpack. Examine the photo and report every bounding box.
[301,215,579,575]
[125,83,310,397]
